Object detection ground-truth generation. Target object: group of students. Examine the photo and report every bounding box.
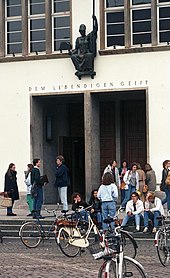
[71,159,168,234]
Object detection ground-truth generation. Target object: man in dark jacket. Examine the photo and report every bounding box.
[55,155,70,211]
[31,158,43,218]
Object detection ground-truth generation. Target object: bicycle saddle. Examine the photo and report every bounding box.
[61,210,69,214]
[103,218,114,224]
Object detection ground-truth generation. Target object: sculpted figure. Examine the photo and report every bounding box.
[70,16,98,79]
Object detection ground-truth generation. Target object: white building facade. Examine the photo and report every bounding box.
[0,0,170,204]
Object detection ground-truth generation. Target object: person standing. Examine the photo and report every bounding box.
[31,158,43,219]
[24,163,34,217]
[119,160,129,203]
[4,163,19,216]
[103,160,120,188]
[161,160,170,211]
[55,155,70,211]
[136,163,146,202]
[121,163,139,209]
[144,163,156,192]
[97,172,118,230]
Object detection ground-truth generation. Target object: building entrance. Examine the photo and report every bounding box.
[31,90,147,204]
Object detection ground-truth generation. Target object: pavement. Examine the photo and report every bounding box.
[0,208,170,277]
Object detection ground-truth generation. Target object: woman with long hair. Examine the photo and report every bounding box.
[4,163,19,216]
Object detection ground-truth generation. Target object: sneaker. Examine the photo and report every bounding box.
[133,228,140,233]
[27,213,32,217]
[143,227,148,233]
[120,207,125,212]
[152,227,157,233]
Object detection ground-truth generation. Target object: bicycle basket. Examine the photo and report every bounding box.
[106,234,120,253]
[88,242,104,260]
[56,219,77,227]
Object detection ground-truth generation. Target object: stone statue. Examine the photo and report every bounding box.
[70,16,98,79]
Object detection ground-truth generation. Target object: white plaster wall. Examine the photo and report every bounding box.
[0,0,170,191]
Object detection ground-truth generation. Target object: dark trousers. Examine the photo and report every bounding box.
[7,199,14,214]
[33,186,43,216]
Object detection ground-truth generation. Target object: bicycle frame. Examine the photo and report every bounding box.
[60,211,99,248]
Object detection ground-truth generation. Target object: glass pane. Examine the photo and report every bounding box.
[54,1,70,13]
[7,6,22,17]
[106,0,124,8]
[7,21,22,32]
[30,30,45,41]
[54,39,70,51]
[160,19,170,30]
[54,28,70,39]
[7,32,22,43]
[7,0,21,6]
[30,0,45,3]
[107,24,124,35]
[159,0,170,3]
[159,7,170,18]
[30,41,45,52]
[132,9,151,20]
[30,3,45,15]
[160,31,170,42]
[133,21,151,32]
[107,12,124,23]
[7,43,22,54]
[107,35,124,46]
[132,0,151,4]
[54,16,70,28]
[30,19,45,29]
[133,33,151,44]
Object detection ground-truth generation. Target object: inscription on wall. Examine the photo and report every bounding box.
[28,80,148,93]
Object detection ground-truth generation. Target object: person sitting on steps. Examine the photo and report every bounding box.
[121,192,144,233]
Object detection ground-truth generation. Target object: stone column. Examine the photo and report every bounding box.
[45,0,52,54]
[84,92,100,201]
[22,0,28,56]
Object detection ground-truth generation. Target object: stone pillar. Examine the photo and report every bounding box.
[22,0,28,56]
[45,0,52,54]
[84,93,100,201]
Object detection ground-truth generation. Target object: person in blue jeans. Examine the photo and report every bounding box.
[31,158,44,219]
[97,172,118,230]
[143,191,164,233]
[121,163,139,209]
[121,192,144,232]
[89,189,102,229]
[161,160,170,211]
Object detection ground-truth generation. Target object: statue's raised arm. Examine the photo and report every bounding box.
[70,16,98,80]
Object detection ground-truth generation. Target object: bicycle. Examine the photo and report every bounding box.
[88,226,147,278]
[104,208,138,259]
[56,205,99,257]
[19,208,69,248]
[154,215,170,266]
[57,206,138,259]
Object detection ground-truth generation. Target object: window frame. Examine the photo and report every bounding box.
[5,0,22,56]
[157,0,170,45]
[51,0,71,53]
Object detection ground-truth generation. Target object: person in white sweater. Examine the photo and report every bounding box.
[97,172,118,230]
[143,191,164,233]
[121,192,144,232]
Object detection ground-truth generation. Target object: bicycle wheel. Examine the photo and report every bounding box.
[57,227,80,257]
[19,222,42,248]
[120,230,137,258]
[156,229,170,266]
[98,260,117,278]
[98,257,147,278]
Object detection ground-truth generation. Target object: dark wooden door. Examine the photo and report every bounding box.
[121,100,147,168]
[59,136,85,202]
[100,102,116,176]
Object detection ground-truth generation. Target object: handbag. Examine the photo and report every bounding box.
[120,181,126,189]
[0,195,12,207]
